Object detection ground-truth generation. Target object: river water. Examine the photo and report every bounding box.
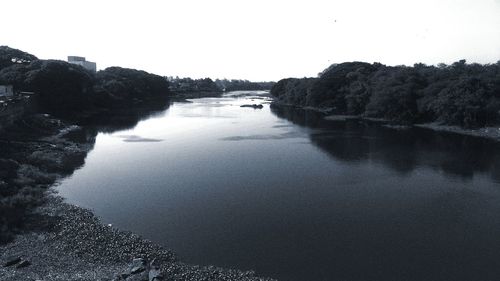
[57,91,500,281]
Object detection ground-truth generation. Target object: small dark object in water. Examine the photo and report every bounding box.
[240,104,263,109]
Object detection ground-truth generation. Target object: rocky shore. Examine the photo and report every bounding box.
[0,114,95,243]
[0,196,275,281]
[0,114,275,281]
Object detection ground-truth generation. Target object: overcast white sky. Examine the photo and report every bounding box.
[2,0,500,81]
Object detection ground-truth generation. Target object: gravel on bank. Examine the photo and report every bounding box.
[0,195,276,281]
[0,114,276,281]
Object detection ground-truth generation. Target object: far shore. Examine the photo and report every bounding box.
[272,101,500,142]
[3,95,500,281]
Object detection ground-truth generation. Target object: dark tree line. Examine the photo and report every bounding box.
[214,79,275,91]
[0,46,37,69]
[0,46,173,243]
[166,77,220,93]
[271,61,500,128]
[94,67,171,108]
[166,76,275,93]
[0,46,172,118]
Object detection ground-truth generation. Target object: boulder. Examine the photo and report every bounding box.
[3,256,21,267]
[16,260,31,268]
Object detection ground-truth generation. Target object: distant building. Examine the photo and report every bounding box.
[68,56,97,73]
[0,85,14,97]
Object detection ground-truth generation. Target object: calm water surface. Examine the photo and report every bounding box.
[57,91,500,281]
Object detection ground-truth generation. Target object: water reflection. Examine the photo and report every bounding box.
[0,98,171,243]
[271,104,500,181]
[220,131,304,141]
[83,98,171,133]
[56,93,500,281]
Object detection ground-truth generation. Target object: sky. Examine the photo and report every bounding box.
[2,0,500,81]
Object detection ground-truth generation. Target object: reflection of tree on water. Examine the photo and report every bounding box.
[81,98,171,134]
[270,104,500,181]
[270,104,500,280]
[0,99,171,244]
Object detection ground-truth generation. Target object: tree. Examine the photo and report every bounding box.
[271,60,500,128]
[94,67,171,106]
[0,46,37,70]
[24,60,95,115]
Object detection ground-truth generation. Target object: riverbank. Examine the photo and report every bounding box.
[327,113,500,141]
[0,95,36,131]
[0,114,95,243]
[0,195,275,281]
[414,123,500,142]
[0,113,275,281]
[272,102,500,142]
[170,91,223,100]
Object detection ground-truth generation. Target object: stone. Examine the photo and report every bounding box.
[149,267,163,281]
[115,273,130,280]
[3,256,21,267]
[127,271,149,281]
[131,257,146,268]
[16,260,31,268]
[131,266,146,274]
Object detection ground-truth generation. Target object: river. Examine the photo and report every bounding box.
[57,91,500,281]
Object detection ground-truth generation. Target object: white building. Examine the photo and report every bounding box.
[68,56,97,73]
[0,85,14,97]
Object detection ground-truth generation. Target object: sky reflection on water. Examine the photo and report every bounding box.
[58,91,500,281]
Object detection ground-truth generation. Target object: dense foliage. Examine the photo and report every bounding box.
[0,46,37,69]
[167,76,275,93]
[0,46,171,117]
[271,61,500,128]
[271,78,318,106]
[0,46,172,243]
[214,79,275,91]
[94,67,171,108]
[167,77,220,93]
[24,60,95,114]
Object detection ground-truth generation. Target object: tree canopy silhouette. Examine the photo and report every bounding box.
[0,46,37,69]
[271,61,500,128]
[0,46,172,118]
